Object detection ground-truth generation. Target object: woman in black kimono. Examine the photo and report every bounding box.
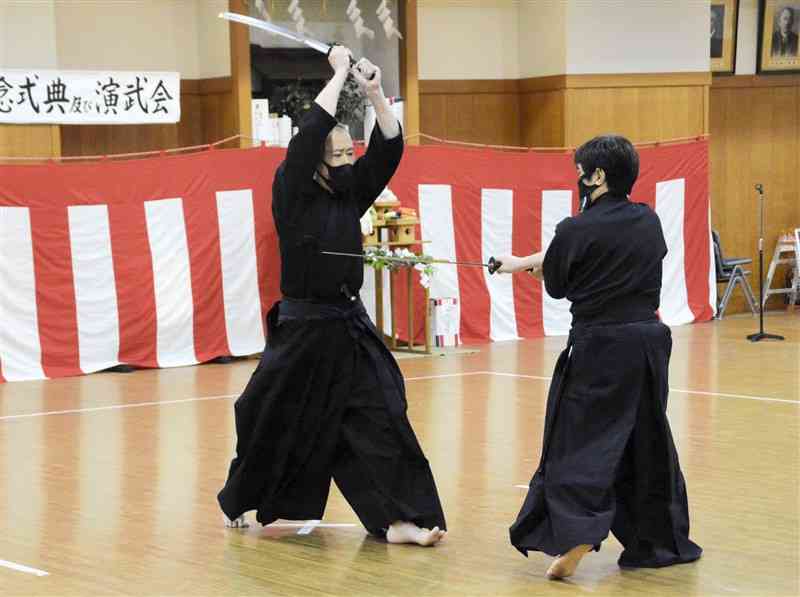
[218,46,446,547]
[498,135,702,578]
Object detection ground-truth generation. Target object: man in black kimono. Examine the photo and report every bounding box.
[218,46,446,547]
[497,135,702,578]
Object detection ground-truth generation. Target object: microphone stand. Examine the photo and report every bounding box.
[747,184,784,342]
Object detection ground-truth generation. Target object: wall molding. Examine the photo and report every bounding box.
[420,79,520,94]
[520,72,712,92]
[421,72,713,96]
[712,74,800,88]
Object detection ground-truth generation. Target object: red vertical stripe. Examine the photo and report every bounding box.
[252,148,284,331]
[452,185,491,344]
[512,187,543,339]
[29,208,82,378]
[183,194,229,362]
[108,203,158,368]
[682,142,713,321]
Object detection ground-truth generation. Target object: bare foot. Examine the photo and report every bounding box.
[546,544,592,579]
[223,513,250,528]
[386,521,446,546]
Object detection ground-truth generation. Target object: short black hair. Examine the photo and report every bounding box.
[779,6,794,25]
[574,135,640,196]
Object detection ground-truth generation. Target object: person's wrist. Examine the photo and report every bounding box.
[366,87,385,101]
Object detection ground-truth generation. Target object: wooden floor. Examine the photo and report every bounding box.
[1,313,798,596]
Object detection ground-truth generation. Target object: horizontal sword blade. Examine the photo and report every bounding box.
[320,251,489,269]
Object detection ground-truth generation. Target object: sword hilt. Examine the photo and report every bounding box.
[328,43,376,80]
[487,257,535,276]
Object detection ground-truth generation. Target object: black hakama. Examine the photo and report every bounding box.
[509,194,702,568]
[218,102,446,535]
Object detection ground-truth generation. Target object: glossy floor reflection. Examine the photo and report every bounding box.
[0,313,798,596]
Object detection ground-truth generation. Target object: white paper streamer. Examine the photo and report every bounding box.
[346,0,375,40]
[376,0,402,39]
[288,0,306,35]
[253,0,271,21]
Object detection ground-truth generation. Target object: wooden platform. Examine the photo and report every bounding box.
[0,313,797,596]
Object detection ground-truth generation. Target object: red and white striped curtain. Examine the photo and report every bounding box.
[0,140,714,383]
[375,139,716,345]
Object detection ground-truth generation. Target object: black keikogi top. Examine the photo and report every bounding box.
[542,192,667,324]
[272,103,404,301]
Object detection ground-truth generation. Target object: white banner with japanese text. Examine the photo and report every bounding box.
[0,70,180,125]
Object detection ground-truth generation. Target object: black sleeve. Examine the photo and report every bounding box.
[542,219,576,300]
[283,102,338,191]
[352,122,404,216]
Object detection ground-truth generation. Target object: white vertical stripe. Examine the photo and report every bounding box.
[359,266,391,336]
[419,184,461,335]
[707,203,717,317]
[361,266,377,324]
[381,260,391,336]
[216,190,265,355]
[68,205,120,374]
[481,189,518,341]
[144,198,198,367]
[0,207,45,381]
[541,191,572,336]
[655,179,695,326]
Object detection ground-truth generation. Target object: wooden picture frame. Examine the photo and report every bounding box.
[711,0,739,74]
[758,0,800,73]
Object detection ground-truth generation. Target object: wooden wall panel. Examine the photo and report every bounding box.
[520,90,564,147]
[195,78,237,148]
[0,125,61,159]
[710,76,800,313]
[59,78,235,157]
[564,81,707,146]
[421,73,710,149]
[419,80,520,146]
[419,93,446,141]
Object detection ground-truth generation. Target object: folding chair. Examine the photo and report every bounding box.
[713,232,757,319]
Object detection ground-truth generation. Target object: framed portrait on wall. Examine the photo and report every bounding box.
[758,0,800,73]
[711,0,739,73]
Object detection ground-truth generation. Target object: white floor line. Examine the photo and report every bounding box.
[483,371,798,405]
[405,371,488,382]
[484,371,552,382]
[0,376,489,421]
[267,521,357,535]
[666,387,798,405]
[1,370,795,423]
[0,394,237,422]
[514,485,528,490]
[0,558,49,577]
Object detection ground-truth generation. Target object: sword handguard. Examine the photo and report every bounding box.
[488,257,501,275]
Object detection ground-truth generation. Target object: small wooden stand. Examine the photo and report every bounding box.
[364,217,431,354]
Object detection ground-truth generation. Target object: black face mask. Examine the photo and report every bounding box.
[577,172,598,212]
[321,162,354,195]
